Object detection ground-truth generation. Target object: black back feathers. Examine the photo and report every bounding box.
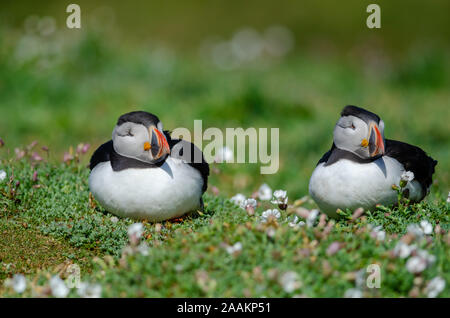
[385,139,437,199]
[165,132,210,193]
[89,140,113,170]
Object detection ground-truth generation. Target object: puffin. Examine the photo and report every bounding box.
[89,111,209,221]
[309,105,437,217]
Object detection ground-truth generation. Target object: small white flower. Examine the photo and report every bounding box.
[376,231,386,242]
[271,190,288,205]
[50,276,69,298]
[230,194,246,207]
[225,242,242,255]
[241,198,257,210]
[393,242,416,259]
[279,271,301,293]
[371,225,386,241]
[128,223,144,240]
[77,282,102,298]
[215,146,233,163]
[0,170,6,182]
[127,223,144,245]
[137,242,149,256]
[344,288,362,298]
[6,274,27,294]
[417,249,436,264]
[447,192,450,204]
[425,277,446,298]
[266,227,276,238]
[110,216,119,223]
[306,209,319,227]
[406,256,427,274]
[288,215,305,228]
[261,209,281,223]
[407,224,424,239]
[401,171,415,182]
[405,249,435,274]
[257,183,272,200]
[420,220,433,235]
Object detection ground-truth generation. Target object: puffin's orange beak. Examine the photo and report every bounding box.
[151,127,170,160]
[368,122,385,157]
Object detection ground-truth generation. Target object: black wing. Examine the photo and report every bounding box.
[317,143,335,165]
[89,140,113,170]
[165,131,209,193]
[385,139,438,199]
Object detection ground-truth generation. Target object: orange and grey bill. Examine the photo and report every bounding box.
[153,128,170,158]
[369,123,385,157]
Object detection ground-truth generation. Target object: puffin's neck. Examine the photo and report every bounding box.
[325,144,381,166]
[110,148,167,172]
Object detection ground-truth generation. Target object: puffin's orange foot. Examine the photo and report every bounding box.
[171,217,184,223]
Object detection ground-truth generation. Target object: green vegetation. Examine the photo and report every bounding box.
[0,1,449,297]
[0,156,449,297]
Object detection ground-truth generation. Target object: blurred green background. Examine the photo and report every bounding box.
[0,0,449,198]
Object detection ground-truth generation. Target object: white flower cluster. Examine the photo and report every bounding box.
[124,223,150,256]
[288,215,305,229]
[230,193,258,215]
[406,249,436,274]
[271,190,288,206]
[306,209,319,228]
[127,222,144,245]
[424,276,446,298]
[230,193,246,207]
[400,171,415,183]
[4,273,102,298]
[344,288,363,298]
[407,220,434,239]
[77,282,102,298]
[241,198,257,210]
[225,242,243,256]
[4,274,27,294]
[279,271,301,293]
[49,276,69,298]
[370,225,386,241]
[392,221,438,278]
[393,242,417,259]
[419,220,433,235]
[257,183,272,201]
[230,185,323,232]
[260,209,281,223]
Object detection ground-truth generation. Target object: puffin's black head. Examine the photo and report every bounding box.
[112,111,170,163]
[341,105,381,125]
[333,105,385,159]
[117,111,161,128]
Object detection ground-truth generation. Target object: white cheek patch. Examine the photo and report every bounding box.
[112,124,151,162]
[334,116,369,152]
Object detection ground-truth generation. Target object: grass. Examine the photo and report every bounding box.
[0,219,97,282]
[0,152,449,297]
[0,23,449,297]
